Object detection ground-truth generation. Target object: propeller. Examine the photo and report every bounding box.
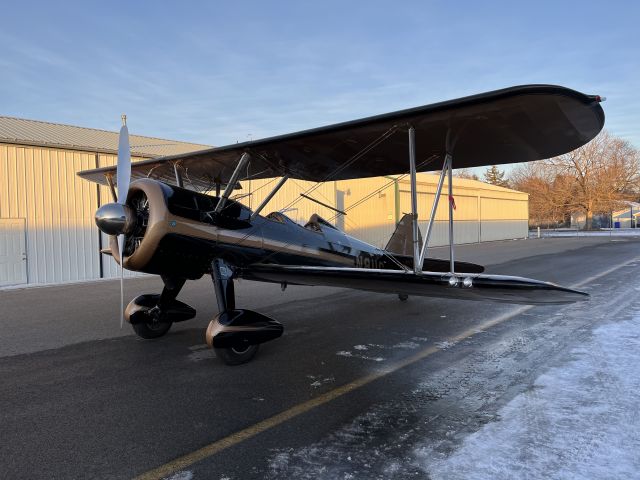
[94,116,133,328]
[117,115,131,327]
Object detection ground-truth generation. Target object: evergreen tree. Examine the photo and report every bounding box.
[483,165,509,187]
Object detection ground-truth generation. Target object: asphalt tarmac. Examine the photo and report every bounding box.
[1,236,639,479]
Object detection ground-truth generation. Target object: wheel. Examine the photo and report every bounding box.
[214,344,260,366]
[131,320,173,339]
[398,294,409,302]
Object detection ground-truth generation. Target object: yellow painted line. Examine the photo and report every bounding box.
[133,255,640,480]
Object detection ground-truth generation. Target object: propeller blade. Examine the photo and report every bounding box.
[116,119,130,328]
[117,123,131,205]
[118,233,125,328]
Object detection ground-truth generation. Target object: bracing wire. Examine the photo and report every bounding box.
[253,154,440,269]
[221,125,402,255]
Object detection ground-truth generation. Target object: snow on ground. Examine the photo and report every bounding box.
[267,311,640,479]
[164,471,194,480]
[418,315,640,480]
[534,229,640,238]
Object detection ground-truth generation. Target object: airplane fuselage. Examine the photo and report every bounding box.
[113,179,481,280]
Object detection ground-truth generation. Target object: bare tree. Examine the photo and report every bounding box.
[511,162,570,227]
[511,131,640,229]
[453,168,479,181]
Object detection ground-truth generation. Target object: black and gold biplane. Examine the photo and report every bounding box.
[78,84,605,365]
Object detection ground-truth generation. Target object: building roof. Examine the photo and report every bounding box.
[403,173,528,196]
[0,116,210,158]
[613,201,640,217]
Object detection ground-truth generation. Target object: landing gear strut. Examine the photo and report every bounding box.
[206,259,284,365]
[125,275,195,339]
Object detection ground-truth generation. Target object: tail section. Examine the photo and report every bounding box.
[385,213,484,273]
[385,213,421,256]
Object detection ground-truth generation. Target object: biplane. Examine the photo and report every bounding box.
[78,84,605,365]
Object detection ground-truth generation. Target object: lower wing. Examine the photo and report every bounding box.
[242,265,588,305]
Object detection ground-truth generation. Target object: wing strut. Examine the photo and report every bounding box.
[408,126,420,273]
[250,174,290,220]
[214,152,250,213]
[418,155,448,268]
[409,130,457,276]
[447,152,455,274]
[105,173,117,202]
[173,163,184,188]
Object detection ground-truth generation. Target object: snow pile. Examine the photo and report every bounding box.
[417,315,640,479]
[538,229,640,237]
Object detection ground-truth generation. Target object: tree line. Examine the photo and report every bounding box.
[455,131,640,229]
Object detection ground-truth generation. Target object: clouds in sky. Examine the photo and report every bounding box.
[1,0,638,149]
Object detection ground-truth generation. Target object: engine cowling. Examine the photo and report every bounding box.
[102,178,248,279]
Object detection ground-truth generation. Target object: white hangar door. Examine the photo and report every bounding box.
[0,218,27,287]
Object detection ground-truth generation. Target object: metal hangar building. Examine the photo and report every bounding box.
[0,116,529,288]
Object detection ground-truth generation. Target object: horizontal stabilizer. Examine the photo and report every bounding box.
[243,265,588,305]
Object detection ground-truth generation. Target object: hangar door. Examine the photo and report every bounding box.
[0,218,27,287]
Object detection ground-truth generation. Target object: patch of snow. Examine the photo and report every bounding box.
[269,451,291,473]
[310,376,335,388]
[540,229,640,237]
[392,341,420,349]
[164,471,193,480]
[353,344,368,351]
[435,341,456,350]
[417,315,640,480]
[411,336,429,342]
[336,351,384,362]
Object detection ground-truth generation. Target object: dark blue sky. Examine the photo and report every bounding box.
[1,0,638,152]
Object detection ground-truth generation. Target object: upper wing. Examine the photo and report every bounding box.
[242,265,588,305]
[78,84,604,189]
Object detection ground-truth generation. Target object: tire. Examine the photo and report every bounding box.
[214,344,260,366]
[131,320,173,339]
[398,294,409,302]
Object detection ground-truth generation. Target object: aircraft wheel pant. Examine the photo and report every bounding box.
[209,258,286,365]
[125,294,196,339]
[205,309,284,366]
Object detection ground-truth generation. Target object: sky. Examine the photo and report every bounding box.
[1,0,638,166]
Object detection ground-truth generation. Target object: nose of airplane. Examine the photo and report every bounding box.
[95,202,136,236]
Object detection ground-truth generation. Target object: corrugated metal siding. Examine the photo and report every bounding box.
[1,144,100,284]
[479,197,529,241]
[0,144,150,285]
[1,141,529,287]
[239,174,528,249]
[396,175,528,247]
[337,177,397,249]
[399,191,481,246]
[239,178,337,225]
